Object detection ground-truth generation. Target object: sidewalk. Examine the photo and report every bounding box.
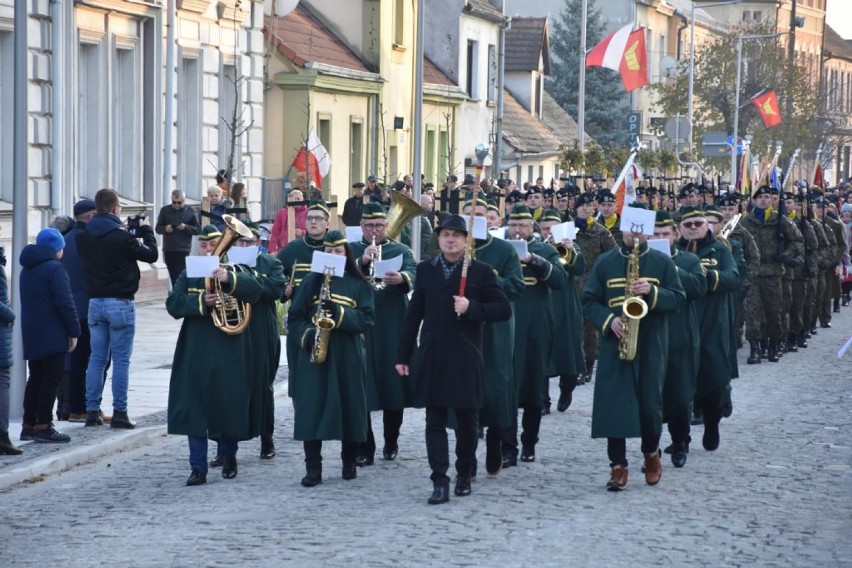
[0,301,289,490]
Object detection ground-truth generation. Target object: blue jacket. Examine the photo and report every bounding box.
[19,244,81,361]
[61,222,90,319]
[0,247,15,368]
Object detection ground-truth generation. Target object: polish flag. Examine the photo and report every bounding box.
[291,128,331,189]
[586,24,649,92]
[615,162,642,214]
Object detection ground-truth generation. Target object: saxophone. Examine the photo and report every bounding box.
[310,268,335,364]
[618,235,648,362]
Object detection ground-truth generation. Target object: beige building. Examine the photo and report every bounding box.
[822,24,852,183]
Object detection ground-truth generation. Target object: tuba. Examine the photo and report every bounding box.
[618,234,648,362]
[310,268,335,364]
[386,190,427,240]
[206,214,253,335]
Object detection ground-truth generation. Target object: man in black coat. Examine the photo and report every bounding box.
[396,215,511,505]
[155,189,200,285]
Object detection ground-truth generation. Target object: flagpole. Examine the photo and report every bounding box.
[578,0,587,153]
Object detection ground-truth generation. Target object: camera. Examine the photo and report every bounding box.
[126,215,146,235]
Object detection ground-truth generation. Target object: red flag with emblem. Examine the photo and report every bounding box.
[750,90,782,129]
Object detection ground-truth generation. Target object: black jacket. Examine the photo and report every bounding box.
[155,205,200,252]
[77,213,159,299]
[0,247,15,367]
[396,256,511,409]
[341,195,364,227]
[61,222,90,319]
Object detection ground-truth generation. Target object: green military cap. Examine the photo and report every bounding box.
[362,201,387,219]
[198,224,223,241]
[323,229,348,247]
[655,210,675,227]
[702,204,723,221]
[540,209,563,223]
[678,205,705,220]
[463,196,490,210]
[487,200,499,213]
[308,200,330,218]
[241,221,261,239]
[509,205,533,220]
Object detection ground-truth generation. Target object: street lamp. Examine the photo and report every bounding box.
[687,0,742,151]
[731,32,784,185]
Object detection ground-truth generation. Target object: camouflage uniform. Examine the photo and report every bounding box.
[787,211,818,347]
[729,224,762,344]
[819,215,845,324]
[809,220,832,331]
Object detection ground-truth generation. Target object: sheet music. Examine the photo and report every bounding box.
[458,215,488,239]
[507,239,529,259]
[345,226,363,243]
[310,251,345,277]
[227,246,258,267]
[550,221,577,242]
[374,254,403,277]
[185,256,219,278]
[647,239,672,257]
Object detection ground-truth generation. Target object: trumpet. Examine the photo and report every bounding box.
[368,235,386,291]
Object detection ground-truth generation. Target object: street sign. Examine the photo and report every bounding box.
[664,116,690,143]
[702,132,729,157]
[627,111,642,139]
[725,135,745,155]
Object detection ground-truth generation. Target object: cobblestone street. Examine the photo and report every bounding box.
[0,306,850,566]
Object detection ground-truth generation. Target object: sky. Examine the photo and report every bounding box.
[825,0,852,39]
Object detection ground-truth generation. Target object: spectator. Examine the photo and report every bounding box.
[19,228,80,443]
[77,188,158,429]
[268,189,307,254]
[201,186,227,231]
[225,182,250,223]
[0,234,20,454]
[156,189,201,285]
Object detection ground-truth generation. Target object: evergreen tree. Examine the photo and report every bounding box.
[547,0,630,148]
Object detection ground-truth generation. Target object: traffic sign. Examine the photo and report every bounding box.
[725,135,745,155]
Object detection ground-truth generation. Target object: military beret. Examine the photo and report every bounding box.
[626,202,649,210]
[655,210,675,227]
[596,190,616,204]
[678,206,706,220]
[509,205,533,220]
[540,209,563,223]
[323,229,348,247]
[695,184,709,194]
[198,224,223,241]
[679,183,695,198]
[361,202,387,219]
[780,191,796,201]
[526,186,542,196]
[555,188,569,199]
[753,186,772,197]
[636,187,646,196]
[575,192,596,207]
[506,190,524,203]
[716,194,738,207]
[767,186,780,195]
[542,188,555,199]
[703,204,723,221]
[813,197,829,207]
[496,178,510,189]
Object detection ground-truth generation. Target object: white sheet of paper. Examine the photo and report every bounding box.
[310,251,346,277]
[507,239,529,259]
[488,227,506,240]
[227,246,258,267]
[647,239,672,257]
[619,207,656,236]
[374,254,403,277]
[550,221,577,242]
[458,215,488,239]
[185,255,219,278]
[345,226,363,243]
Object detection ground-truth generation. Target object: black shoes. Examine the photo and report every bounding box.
[541,403,551,416]
[520,445,536,463]
[382,445,398,461]
[454,477,472,497]
[186,469,207,486]
[820,322,831,329]
[222,457,238,479]
[797,331,808,348]
[786,333,798,353]
[557,391,573,412]
[502,453,517,469]
[210,455,224,468]
[671,442,689,468]
[342,463,357,480]
[0,431,22,455]
[355,454,374,467]
[301,471,323,487]
[260,434,276,459]
[20,426,35,441]
[110,410,136,430]
[428,481,450,505]
[85,410,104,427]
[703,421,720,451]
[32,425,70,443]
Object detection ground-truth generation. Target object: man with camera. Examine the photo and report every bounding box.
[156,189,201,285]
[77,188,158,429]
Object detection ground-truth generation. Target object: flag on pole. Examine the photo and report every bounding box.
[738,147,751,195]
[615,162,642,214]
[750,90,782,129]
[769,166,781,190]
[586,24,649,92]
[290,128,331,189]
[812,161,824,189]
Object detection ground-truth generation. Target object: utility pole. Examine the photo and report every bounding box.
[786,0,796,116]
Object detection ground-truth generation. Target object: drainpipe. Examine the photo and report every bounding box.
[51,0,64,215]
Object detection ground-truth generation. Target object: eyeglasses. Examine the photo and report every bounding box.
[305,215,328,223]
[681,220,705,229]
[362,223,387,231]
[172,201,184,205]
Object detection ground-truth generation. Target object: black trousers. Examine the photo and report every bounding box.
[164,250,189,286]
[607,432,662,468]
[425,407,478,483]
[59,320,91,415]
[359,409,403,457]
[24,353,66,426]
[501,405,543,457]
[304,440,359,471]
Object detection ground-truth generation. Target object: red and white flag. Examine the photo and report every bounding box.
[586,24,649,92]
[291,128,331,189]
[615,162,642,214]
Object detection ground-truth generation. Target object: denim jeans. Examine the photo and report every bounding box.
[86,298,136,412]
[188,436,237,473]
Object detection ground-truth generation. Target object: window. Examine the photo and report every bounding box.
[219,63,241,180]
[527,165,533,185]
[438,128,449,181]
[350,118,363,186]
[79,42,104,196]
[487,44,496,103]
[113,46,142,200]
[742,11,751,21]
[318,116,331,194]
[0,31,12,203]
[466,40,480,99]
[394,0,404,46]
[425,127,436,185]
[178,55,202,199]
[753,11,762,21]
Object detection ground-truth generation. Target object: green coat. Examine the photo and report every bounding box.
[350,237,417,411]
[546,244,586,376]
[474,235,525,427]
[245,253,286,435]
[277,235,325,395]
[514,238,566,407]
[287,270,375,442]
[677,233,739,407]
[166,268,263,440]
[663,248,706,423]
[582,244,685,439]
